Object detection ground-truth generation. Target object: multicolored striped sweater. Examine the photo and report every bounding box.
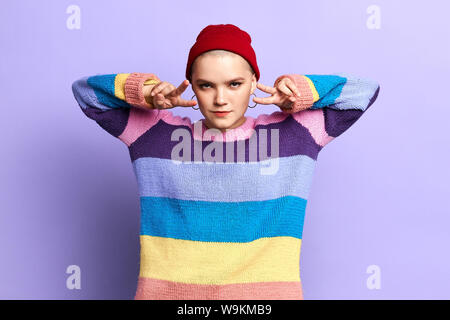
[71,72,380,300]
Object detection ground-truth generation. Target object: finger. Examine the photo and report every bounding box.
[157,97,174,109]
[151,82,168,96]
[176,98,197,107]
[256,82,277,95]
[174,79,189,95]
[163,99,175,109]
[162,84,177,97]
[150,82,162,97]
[166,80,188,99]
[285,78,301,97]
[153,93,167,108]
[277,81,295,97]
[281,95,297,109]
[253,95,277,105]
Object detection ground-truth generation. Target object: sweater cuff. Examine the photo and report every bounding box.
[274,74,315,114]
[124,72,161,109]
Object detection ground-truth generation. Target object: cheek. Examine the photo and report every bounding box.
[194,94,206,107]
[196,93,211,104]
[237,93,250,108]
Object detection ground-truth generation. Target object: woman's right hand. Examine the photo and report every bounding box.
[145,80,198,109]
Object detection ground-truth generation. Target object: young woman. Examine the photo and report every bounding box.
[71,24,380,300]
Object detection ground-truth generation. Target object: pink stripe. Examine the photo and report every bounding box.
[159,109,193,127]
[274,74,315,114]
[254,111,289,126]
[124,72,160,109]
[159,109,291,129]
[119,107,328,146]
[134,277,303,300]
[292,109,333,147]
[118,108,162,146]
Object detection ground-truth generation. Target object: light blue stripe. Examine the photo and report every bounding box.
[308,73,379,111]
[72,76,94,110]
[72,75,130,111]
[132,155,316,202]
[331,72,379,111]
[140,195,306,241]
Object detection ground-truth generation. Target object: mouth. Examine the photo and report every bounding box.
[212,111,232,117]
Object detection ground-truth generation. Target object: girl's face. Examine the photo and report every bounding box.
[191,53,257,133]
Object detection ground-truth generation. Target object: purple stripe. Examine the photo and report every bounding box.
[324,85,380,138]
[128,115,321,162]
[83,107,130,138]
[323,108,364,138]
[369,85,381,108]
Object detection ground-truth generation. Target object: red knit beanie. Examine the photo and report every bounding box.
[186,24,260,82]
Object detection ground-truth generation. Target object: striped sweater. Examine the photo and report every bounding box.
[71,72,380,300]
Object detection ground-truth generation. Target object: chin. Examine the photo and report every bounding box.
[209,120,232,130]
[204,113,243,131]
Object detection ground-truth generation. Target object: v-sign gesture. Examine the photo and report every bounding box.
[254,77,302,111]
[144,80,198,109]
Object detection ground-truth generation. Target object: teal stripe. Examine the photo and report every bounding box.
[140,195,307,242]
[87,74,130,110]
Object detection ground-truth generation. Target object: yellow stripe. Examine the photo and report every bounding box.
[143,78,160,85]
[114,73,130,100]
[302,75,320,103]
[139,235,301,285]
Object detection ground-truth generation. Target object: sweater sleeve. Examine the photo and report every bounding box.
[273,73,380,148]
[71,72,161,142]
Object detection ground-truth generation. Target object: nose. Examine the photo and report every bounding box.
[214,90,227,105]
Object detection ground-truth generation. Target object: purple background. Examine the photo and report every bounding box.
[1,0,449,299]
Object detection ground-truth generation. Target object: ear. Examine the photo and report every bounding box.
[251,73,257,94]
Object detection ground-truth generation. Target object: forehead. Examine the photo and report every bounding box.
[193,54,249,79]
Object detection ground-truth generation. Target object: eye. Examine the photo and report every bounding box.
[199,82,242,89]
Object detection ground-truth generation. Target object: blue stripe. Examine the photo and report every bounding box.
[305,74,346,110]
[140,195,307,242]
[133,155,316,202]
[87,74,130,110]
[306,73,379,111]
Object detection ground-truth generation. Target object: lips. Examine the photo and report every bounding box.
[213,111,231,117]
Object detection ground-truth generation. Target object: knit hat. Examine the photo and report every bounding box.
[186,24,260,82]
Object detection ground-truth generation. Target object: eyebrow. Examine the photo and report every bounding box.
[195,77,246,83]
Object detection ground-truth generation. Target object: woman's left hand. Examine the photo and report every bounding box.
[253,77,301,110]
